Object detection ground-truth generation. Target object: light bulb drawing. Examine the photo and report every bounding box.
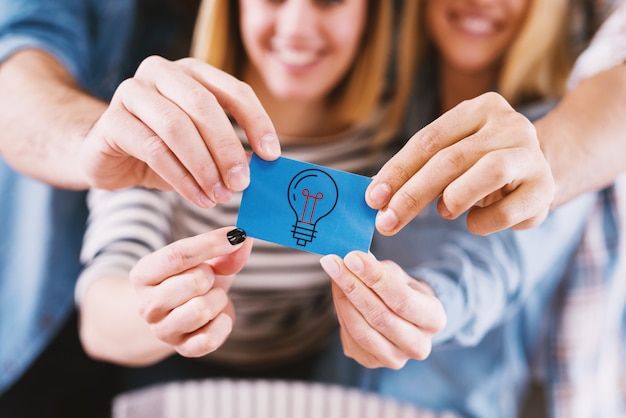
[287,169,338,247]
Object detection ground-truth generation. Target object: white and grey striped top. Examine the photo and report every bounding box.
[77,123,395,367]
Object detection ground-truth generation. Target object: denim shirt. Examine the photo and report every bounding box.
[0,0,134,394]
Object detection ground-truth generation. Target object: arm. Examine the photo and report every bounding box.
[0,49,281,206]
[0,49,105,188]
[539,64,626,209]
[540,1,626,207]
[79,227,252,366]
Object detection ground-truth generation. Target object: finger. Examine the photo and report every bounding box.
[367,93,496,211]
[439,148,546,217]
[83,107,176,193]
[209,234,253,277]
[374,131,489,236]
[174,311,234,358]
[179,58,281,161]
[97,82,217,206]
[336,311,384,368]
[150,288,230,344]
[342,252,445,335]
[136,263,218,320]
[370,93,522,236]
[440,149,553,234]
[141,57,252,194]
[131,226,247,286]
[466,181,552,235]
[323,254,432,363]
[119,69,231,205]
[332,282,406,369]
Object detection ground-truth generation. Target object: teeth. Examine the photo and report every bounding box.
[276,48,317,66]
[458,17,494,35]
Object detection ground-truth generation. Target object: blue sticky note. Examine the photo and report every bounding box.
[236,154,376,257]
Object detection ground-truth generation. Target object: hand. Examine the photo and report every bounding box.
[129,227,253,358]
[80,56,281,208]
[320,251,446,369]
[367,92,555,236]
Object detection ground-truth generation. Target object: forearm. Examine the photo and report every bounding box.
[537,64,626,209]
[0,49,106,189]
[79,276,175,367]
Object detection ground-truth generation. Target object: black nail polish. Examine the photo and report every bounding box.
[227,228,247,245]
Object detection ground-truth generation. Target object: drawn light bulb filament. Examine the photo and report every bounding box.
[287,169,339,247]
[300,189,324,224]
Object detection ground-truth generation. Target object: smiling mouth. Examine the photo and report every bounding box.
[275,48,319,66]
[454,15,499,36]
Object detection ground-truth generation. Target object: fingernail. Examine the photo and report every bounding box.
[376,208,398,233]
[260,134,281,158]
[227,164,250,191]
[437,199,451,218]
[227,228,247,245]
[320,255,340,278]
[344,253,364,274]
[199,193,216,209]
[369,183,391,207]
[213,180,233,203]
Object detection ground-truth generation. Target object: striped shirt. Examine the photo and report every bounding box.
[77,122,395,368]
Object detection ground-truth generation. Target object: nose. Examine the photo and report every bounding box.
[275,0,318,39]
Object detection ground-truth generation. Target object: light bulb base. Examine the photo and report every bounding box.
[291,222,317,247]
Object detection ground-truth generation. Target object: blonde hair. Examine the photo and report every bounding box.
[414,0,573,107]
[191,0,417,145]
[500,0,572,105]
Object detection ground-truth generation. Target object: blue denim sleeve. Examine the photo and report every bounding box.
[371,193,595,348]
[0,0,133,98]
[0,0,94,86]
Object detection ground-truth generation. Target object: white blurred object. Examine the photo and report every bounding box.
[567,1,626,90]
[112,378,460,418]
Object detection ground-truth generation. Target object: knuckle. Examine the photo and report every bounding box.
[387,356,409,370]
[149,322,172,343]
[136,298,161,324]
[434,307,448,332]
[142,134,168,161]
[436,147,466,174]
[368,309,392,331]
[186,86,218,114]
[188,266,212,296]
[115,77,137,96]
[395,186,424,214]
[482,91,507,108]
[341,278,360,298]
[482,155,510,184]
[393,296,418,318]
[231,79,256,100]
[188,296,208,323]
[136,55,165,75]
[158,109,185,137]
[201,318,233,353]
[411,342,432,361]
[352,327,377,350]
[163,244,193,270]
[415,128,444,155]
